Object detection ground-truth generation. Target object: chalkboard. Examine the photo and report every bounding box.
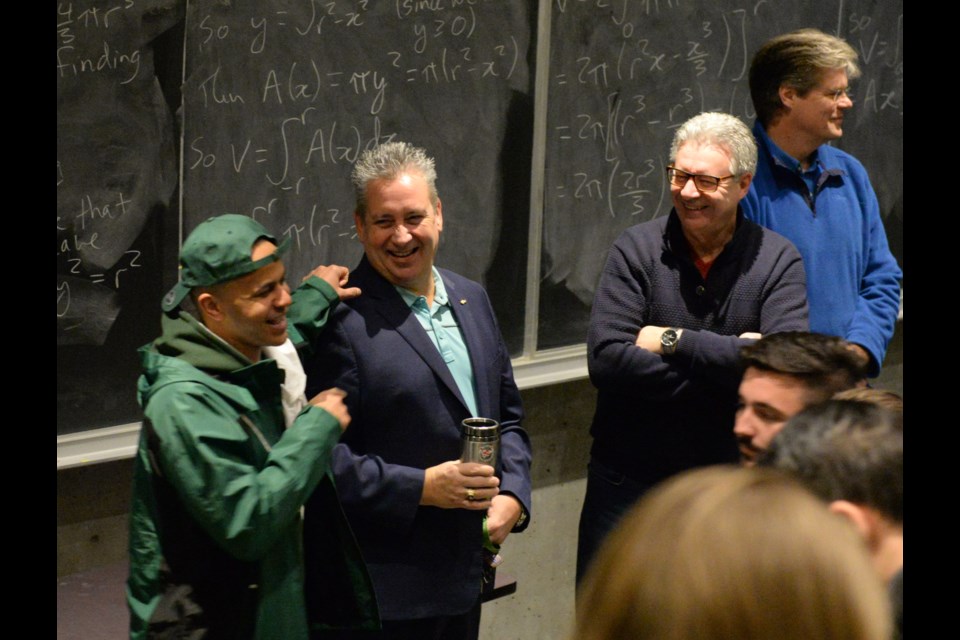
[57,0,903,440]
[180,0,536,353]
[538,0,903,348]
[57,0,183,435]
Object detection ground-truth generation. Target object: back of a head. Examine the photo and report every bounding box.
[573,466,891,640]
[833,387,904,416]
[740,331,867,403]
[759,399,903,525]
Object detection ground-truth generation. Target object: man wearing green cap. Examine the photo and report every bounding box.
[127,214,379,639]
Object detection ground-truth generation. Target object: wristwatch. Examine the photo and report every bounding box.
[660,328,681,355]
[514,506,528,530]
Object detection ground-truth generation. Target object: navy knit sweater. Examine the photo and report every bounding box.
[587,209,808,484]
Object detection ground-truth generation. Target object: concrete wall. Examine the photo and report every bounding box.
[57,323,902,639]
[58,457,134,578]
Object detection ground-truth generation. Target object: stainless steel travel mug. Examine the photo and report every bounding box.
[460,417,500,467]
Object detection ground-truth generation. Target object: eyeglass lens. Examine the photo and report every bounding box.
[667,168,722,193]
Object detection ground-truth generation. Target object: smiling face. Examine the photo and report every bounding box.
[670,142,752,246]
[781,68,853,147]
[199,240,292,362]
[734,367,816,466]
[355,171,443,299]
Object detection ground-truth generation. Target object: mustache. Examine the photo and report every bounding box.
[736,435,764,458]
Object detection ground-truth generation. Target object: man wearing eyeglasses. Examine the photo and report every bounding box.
[576,111,809,586]
[742,29,902,378]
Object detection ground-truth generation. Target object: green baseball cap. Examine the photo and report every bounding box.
[162,214,291,313]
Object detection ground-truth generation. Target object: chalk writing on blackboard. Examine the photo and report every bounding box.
[538,0,902,349]
[57,0,181,434]
[180,0,535,339]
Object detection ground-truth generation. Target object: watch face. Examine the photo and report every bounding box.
[661,329,679,353]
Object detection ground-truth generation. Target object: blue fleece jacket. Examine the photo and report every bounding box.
[741,121,902,376]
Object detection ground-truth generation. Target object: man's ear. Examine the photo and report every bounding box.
[196,291,222,323]
[778,84,797,110]
[736,172,753,199]
[828,500,875,542]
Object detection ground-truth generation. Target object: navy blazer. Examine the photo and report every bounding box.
[301,257,532,621]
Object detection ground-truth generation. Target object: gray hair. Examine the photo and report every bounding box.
[750,29,861,127]
[669,112,757,176]
[351,141,439,218]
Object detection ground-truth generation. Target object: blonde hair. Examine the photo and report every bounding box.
[573,466,891,640]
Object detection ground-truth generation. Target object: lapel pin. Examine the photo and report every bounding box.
[460,299,467,305]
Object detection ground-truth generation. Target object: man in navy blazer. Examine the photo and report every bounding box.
[299,141,532,639]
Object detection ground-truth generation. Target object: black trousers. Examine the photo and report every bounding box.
[318,597,482,640]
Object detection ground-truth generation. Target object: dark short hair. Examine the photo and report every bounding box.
[740,332,867,403]
[749,29,861,127]
[758,399,903,524]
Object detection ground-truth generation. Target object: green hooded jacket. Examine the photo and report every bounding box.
[127,277,378,639]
